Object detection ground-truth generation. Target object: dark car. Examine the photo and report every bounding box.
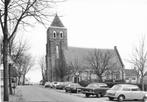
[65,83,82,93]
[81,83,109,98]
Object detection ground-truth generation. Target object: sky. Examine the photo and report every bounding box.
[17,0,147,82]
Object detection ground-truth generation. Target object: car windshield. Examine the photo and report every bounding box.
[111,85,121,90]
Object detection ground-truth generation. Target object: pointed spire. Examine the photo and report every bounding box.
[50,14,64,27]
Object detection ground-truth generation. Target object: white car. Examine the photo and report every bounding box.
[105,84,147,101]
[44,82,51,88]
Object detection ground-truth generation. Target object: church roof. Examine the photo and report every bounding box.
[64,46,124,71]
[50,14,64,27]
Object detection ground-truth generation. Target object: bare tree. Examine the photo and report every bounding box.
[0,36,14,94]
[129,37,147,90]
[11,39,29,85]
[69,57,80,74]
[67,57,82,82]
[21,54,34,85]
[0,0,62,100]
[38,56,46,84]
[87,49,113,82]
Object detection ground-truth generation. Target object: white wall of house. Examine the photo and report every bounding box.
[125,76,138,83]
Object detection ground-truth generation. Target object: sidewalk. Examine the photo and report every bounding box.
[9,86,25,102]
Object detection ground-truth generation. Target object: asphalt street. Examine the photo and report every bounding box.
[12,85,142,102]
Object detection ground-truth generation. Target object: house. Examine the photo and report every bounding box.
[124,69,138,84]
[0,56,19,87]
[46,14,125,82]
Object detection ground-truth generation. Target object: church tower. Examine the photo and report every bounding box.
[46,14,67,81]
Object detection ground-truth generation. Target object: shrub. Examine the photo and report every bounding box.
[79,80,90,87]
[105,81,125,88]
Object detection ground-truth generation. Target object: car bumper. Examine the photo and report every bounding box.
[82,91,95,95]
[105,93,117,98]
[56,86,64,89]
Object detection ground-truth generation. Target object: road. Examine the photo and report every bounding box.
[12,85,142,102]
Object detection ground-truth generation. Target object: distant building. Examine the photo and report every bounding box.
[46,14,125,82]
[0,56,19,87]
[124,69,139,83]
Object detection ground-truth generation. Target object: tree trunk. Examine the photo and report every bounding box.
[18,76,21,85]
[3,38,9,101]
[9,64,13,95]
[60,76,64,82]
[140,76,144,91]
[3,0,10,101]
[98,75,103,82]
[22,74,25,85]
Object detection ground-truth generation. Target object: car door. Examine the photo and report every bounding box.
[131,88,144,100]
[122,87,132,99]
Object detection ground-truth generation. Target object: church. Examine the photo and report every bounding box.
[46,14,125,82]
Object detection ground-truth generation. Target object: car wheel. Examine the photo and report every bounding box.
[143,94,147,102]
[96,93,101,98]
[118,95,125,102]
[143,97,147,102]
[65,90,67,92]
[109,97,114,101]
[85,93,89,97]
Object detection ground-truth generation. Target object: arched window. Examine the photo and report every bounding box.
[60,31,63,38]
[53,31,56,38]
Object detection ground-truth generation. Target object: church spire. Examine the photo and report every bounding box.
[50,14,64,27]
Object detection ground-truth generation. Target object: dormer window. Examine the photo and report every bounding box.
[53,31,56,38]
[60,31,63,38]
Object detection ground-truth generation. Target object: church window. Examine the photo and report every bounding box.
[53,31,56,38]
[60,31,63,38]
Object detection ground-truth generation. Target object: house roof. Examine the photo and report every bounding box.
[50,14,64,27]
[64,46,124,71]
[114,46,124,68]
[124,69,138,76]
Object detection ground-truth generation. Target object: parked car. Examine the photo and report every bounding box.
[144,93,147,102]
[105,84,147,101]
[51,81,59,88]
[65,83,82,93]
[44,82,51,88]
[81,83,109,98]
[56,82,66,89]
